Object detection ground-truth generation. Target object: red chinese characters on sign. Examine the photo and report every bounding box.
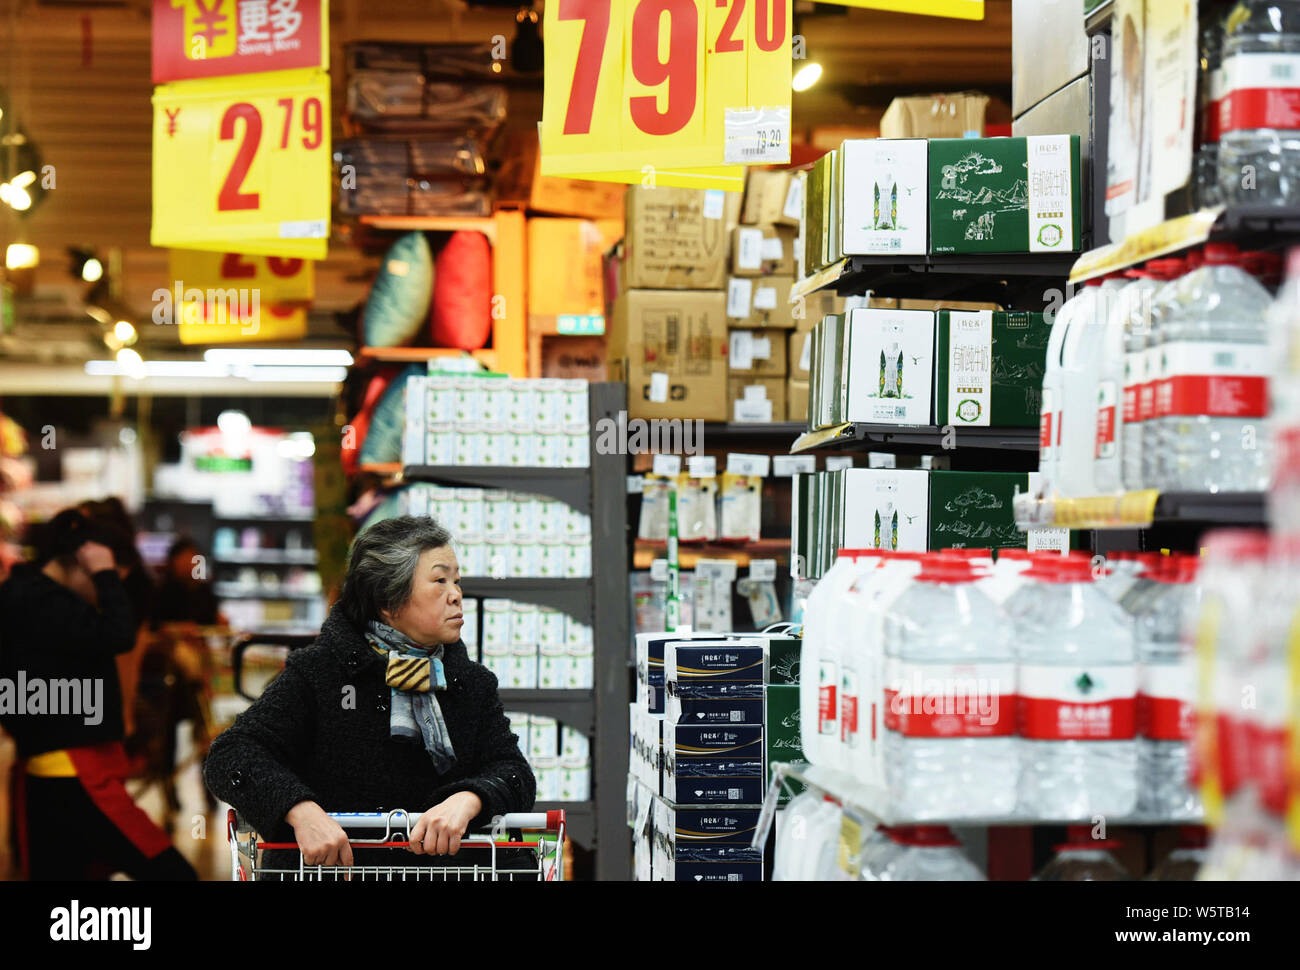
[152,0,324,83]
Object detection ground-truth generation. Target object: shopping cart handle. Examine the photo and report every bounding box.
[499,811,565,832]
[326,810,564,832]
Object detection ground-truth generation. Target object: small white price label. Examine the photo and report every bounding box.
[723,106,792,165]
[726,453,771,477]
[782,175,803,222]
[773,455,815,477]
[825,456,854,471]
[702,189,726,220]
[753,286,778,311]
[760,236,784,261]
[649,372,669,403]
[626,474,645,494]
[652,454,682,477]
[737,228,764,270]
[1027,528,1070,553]
[749,558,777,582]
[727,278,754,319]
[729,330,755,370]
[687,455,717,478]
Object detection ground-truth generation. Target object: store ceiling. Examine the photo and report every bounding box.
[0,0,1012,365]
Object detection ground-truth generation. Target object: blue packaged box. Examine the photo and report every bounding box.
[666,643,766,697]
[663,723,765,805]
[666,691,765,726]
[651,796,764,880]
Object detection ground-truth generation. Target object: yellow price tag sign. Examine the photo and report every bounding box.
[177,301,308,345]
[167,249,314,304]
[814,0,983,17]
[541,0,791,186]
[152,68,330,259]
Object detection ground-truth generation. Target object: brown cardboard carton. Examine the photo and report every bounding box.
[540,335,607,381]
[727,377,786,423]
[623,186,740,290]
[741,169,794,226]
[788,330,812,381]
[726,275,795,329]
[879,92,989,139]
[610,289,729,420]
[787,379,810,422]
[794,289,848,332]
[528,218,624,321]
[730,224,797,277]
[727,328,788,377]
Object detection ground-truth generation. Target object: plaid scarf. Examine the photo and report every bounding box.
[366,621,456,773]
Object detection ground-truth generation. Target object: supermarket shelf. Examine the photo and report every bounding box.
[499,690,594,732]
[765,762,1204,829]
[791,422,1040,455]
[1069,205,1300,284]
[633,538,790,570]
[535,801,594,848]
[213,550,318,565]
[402,465,591,509]
[790,252,1078,303]
[214,512,315,524]
[359,214,498,244]
[356,346,497,366]
[460,577,591,618]
[1084,0,1113,33]
[1014,489,1267,531]
[214,584,323,601]
[702,421,807,439]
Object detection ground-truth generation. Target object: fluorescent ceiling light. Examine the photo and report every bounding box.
[792,62,823,92]
[83,359,347,383]
[242,365,348,383]
[5,243,38,270]
[86,360,227,378]
[116,348,146,380]
[203,348,354,367]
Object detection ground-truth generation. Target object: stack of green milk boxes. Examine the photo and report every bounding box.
[801,134,1081,274]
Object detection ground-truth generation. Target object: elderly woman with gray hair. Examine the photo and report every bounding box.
[204,516,535,869]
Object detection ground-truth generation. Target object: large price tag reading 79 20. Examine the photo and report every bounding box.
[152,68,330,260]
[541,0,791,185]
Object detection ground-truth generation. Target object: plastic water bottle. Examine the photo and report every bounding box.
[1009,554,1138,819]
[857,825,901,881]
[1196,6,1229,208]
[1059,277,1127,498]
[826,551,886,772]
[1218,0,1300,206]
[1123,260,1183,491]
[1268,248,1300,529]
[772,788,820,881]
[1034,827,1133,880]
[883,554,1016,820]
[1090,273,1138,494]
[874,827,985,881]
[1039,284,1091,497]
[1154,244,1274,493]
[1140,254,1193,490]
[1135,554,1203,819]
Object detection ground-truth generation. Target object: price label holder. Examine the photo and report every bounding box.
[541,0,791,186]
[153,68,331,259]
[650,558,670,582]
[825,456,854,472]
[773,455,815,477]
[627,474,645,494]
[727,453,771,477]
[749,558,777,582]
[653,454,683,477]
[687,455,717,478]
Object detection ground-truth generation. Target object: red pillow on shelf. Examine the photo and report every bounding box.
[341,369,394,477]
[431,230,492,350]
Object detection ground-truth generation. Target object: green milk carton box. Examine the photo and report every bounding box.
[928,135,1081,254]
[935,309,1051,427]
[841,308,937,425]
[927,470,1035,550]
[765,684,806,805]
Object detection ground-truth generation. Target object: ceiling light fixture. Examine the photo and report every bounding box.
[792,62,823,92]
[5,243,38,270]
[116,347,146,381]
[203,348,355,367]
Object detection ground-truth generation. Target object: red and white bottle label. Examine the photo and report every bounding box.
[818,660,838,736]
[1140,346,1161,421]
[1019,663,1137,740]
[1156,342,1269,419]
[1137,659,1196,741]
[841,668,859,748]
[1221,52,1300,133]
[1039,389,1055,459]
[1095,380,1119,459]
[1204,64,1226,143]
[882,660,1017,738]
[1123,351,1144,423]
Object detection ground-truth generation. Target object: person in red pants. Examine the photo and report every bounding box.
[0,508,196,880]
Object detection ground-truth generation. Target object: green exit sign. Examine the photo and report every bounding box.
[557,315,605,336]
[195,456,253,472]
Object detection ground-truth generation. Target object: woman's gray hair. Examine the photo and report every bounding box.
[339,516,454,628]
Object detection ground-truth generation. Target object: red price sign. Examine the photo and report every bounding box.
[152,0,328,83]
[541,0,791,188]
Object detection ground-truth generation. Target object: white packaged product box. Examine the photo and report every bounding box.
[508,643,538,688]
[539,538,567,578]
[508,492,539,539]
[486,540,510,578]
[483,492,510,541]
[509,602,539,646]
[507,431,537,468]
[507,380,537,431]
[841,467,931,552]
[425,485,456,526]
[536,497,564,540]
[558,760,591,801]
[533,756,561,801]
[453,489,486,540]
[535,430,563,467]
[453,431,482,466]
[843,308,936,425]
[481,599,513,649]
[565,644,594,689]
[565,505,591,537]
[461,598,479,656]
[453,379,483,427]
[480,378,510,430]
[565,536,592,577]
[402,376,428,466]
[509,541,538,578]
[561,726,590,761]
[840,139,929,256]
[560,379,589,427]
[480,432,507,466]
[563,426,590,468]
[482,644,511,682]
[459,542,487,578]
[528,715,559,760]
[426,427,456,466]
[534,378,565,432]
[538,607,566,648]
[507,711,530,751]
[538,640,569,688]
[427,378,457,425]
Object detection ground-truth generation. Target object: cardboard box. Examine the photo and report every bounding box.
[662,724,766,806]
[789,330,812,380]
[666,642,766,696]
[728,376,786,424]
[787,379,810,423]
[527,217,623,320]
[880,92,989,139]
[730,224,797,276]
[1012,0,1090,119]
[838,467,1035,552]
[742,168,797,225]
[726,275,795,329]
[651,797,764,880]
[841,308,937,425]
[929,135,1081,254]
[623,186,740,289]
[609,289,729,420]
[496,132,627,220]
[839,139,929,256]
[728,328,787,377]
[539,335,607,381]
[667,693,765,726]
[935,309,1050,428]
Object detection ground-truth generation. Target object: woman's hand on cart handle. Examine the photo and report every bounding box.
[287,800,354,868]
[410,792,482,856]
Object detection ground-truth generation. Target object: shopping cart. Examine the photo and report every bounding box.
[227,807,566,881]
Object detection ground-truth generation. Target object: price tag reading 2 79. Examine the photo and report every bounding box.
[152,68,331,260]
[542,0,791,176]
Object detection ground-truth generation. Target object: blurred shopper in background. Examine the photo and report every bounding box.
[0,508,197,880]
[153,537,222,628]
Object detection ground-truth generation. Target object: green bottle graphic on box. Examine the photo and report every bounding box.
[891,182,898,229]
[881,342,902,399]
[873,182,881,229]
